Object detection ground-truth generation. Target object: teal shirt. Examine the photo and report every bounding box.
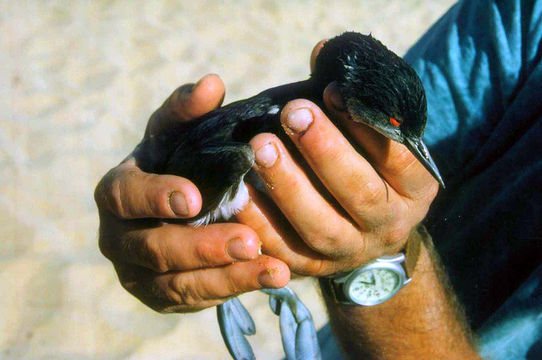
[319,0,542,358]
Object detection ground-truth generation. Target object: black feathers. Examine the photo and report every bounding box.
[313,32,427,140]
[137,32,437,224]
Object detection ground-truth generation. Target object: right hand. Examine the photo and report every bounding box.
[94,74,290,313]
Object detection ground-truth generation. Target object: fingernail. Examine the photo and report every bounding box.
[195,75,206,87]
[329,88,345,111]
[285,108,313,133]
[169,191,189,216]
[227,237,252,261]
[177,83,196,103]
[258,268,278,287]
[180,76,204,100]
[255,143,278,168]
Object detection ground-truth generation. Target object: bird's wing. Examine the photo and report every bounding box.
[165,142,255,224]
[187,78,317,147]
[134,79,315,175]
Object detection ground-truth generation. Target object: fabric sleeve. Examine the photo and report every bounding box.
[319,1,542,358]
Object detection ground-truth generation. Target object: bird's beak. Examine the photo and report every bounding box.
[404,137,445,188]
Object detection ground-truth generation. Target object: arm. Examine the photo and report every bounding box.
[321,227,479,359]
[237,97,480,357]
[235,41,480,358]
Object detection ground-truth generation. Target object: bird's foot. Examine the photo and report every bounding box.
[263,287,321,360]
[217,297,256,360]
[216,288,321,360]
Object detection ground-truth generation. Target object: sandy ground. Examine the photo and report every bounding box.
[1,1,455,359]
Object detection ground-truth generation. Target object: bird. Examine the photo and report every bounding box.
[134,32,444,360]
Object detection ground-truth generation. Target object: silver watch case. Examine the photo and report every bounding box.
[333,254,411,306]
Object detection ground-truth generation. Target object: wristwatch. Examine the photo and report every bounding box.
[322,226,423,306]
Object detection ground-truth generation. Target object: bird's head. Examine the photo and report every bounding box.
[312,32,444,187]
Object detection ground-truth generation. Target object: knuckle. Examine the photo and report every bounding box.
[409,177,440,204]
[348,180,386,219]
[108,179,127,218]
[157,304,186,314]
[94,168,117,209]
[171,273,202,306]
[361,180,385,205]
[316,137,343,162]
[143,174,165,214]
[94,180,105,208]
[298,258,330,277]
[194,240,220,267]
[333,234,367,271]
[140,237,169,273]
[425,180,440,201]
[305,227,348,258]
[353,233,368,259]
[383,221,410,248]
[405,194,433,225]
[98,234,114,260]
[225,274,244,295]
[115,266,177,312]
[107,167,143,219]
[109,176,126,217]
[389,145,418,172]
[119,276,154,303]
[119,278,137,295]
[145,297,174,314]
[156,306,177,314]
[304,230,332,250]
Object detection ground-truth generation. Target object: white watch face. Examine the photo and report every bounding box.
[346,268,402,305]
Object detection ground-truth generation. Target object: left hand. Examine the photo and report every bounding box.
[236,40,439,276]
[95,75,289,314]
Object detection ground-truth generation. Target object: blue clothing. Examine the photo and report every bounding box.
[319,0,542,358]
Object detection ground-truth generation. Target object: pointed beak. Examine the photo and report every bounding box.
[404,137,445,188]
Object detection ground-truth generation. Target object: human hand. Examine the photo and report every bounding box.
[236,40,439,276]
[94,74,289,313]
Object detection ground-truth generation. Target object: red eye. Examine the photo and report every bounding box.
[390,117,402,127]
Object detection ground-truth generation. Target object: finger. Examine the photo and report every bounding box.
[109,222,262,273]
[280,99,401,227]
[236,186,343,276]
[172,73,225,120]
[118,256,290,313]
[322,82,439,201]
[168,255,289,303]
[115,262,223,313]
[146,74,226,136]
[94,161,201,219]
[248,133,361,257]
[310,39,327,73]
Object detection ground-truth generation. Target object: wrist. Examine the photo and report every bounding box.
[320,225,426,306]
[319,228,479,359]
